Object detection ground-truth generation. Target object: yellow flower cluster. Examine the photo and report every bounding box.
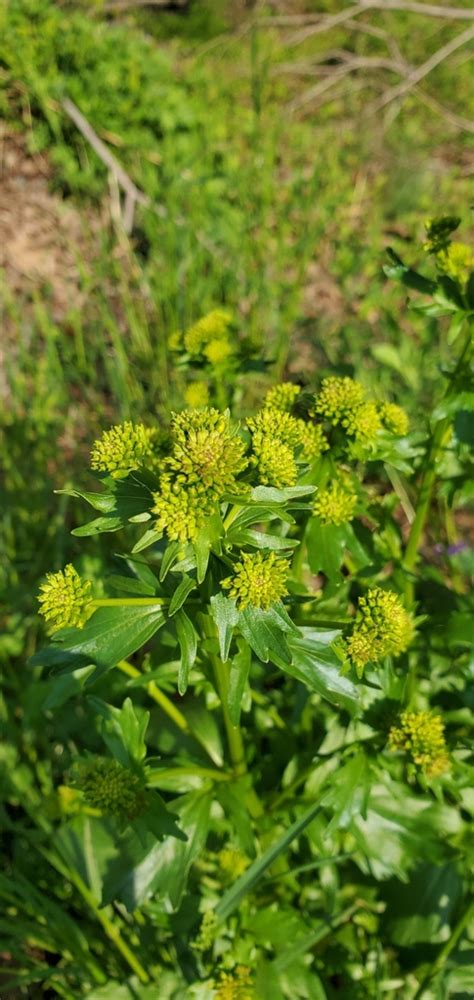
[313,481,357,526]
[183,309,234,364]
[263,381,301,412]
[389,711,450,778]
[347,586,415,676]
[214,967,254,1000]
[218,846,248,880]
[38,564,92,633]
[90,421,161,477]
[313,377,382,447]
[73,757,146,820]
[248,396,328,488]
[379,402,409,437]
[184,382,209,408]
[152,408,247,542]
[223,550,289,610]
[436,242,474,285]
[192,911,218,952]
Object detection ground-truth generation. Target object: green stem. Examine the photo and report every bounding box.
[403,416,451,606]
[202,619,263,819]
[116,660,216,763]
[147,765,232,784]
[92,597,168,608]
[412,898,474,1000]
[403,325,472,607]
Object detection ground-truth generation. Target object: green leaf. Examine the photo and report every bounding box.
[132,528,162,554]
[30,605,166,680]
[384,248,437,294]
[40,664,96,710]
[306,518,347,579]
[159,540,183,581]
[228,640,251,726]
[250,485,316,502]
[210,593,239,662]
[238,604,295,666]
[321,753,371,832]
[217,778,256,858]
[175,609,198,695]
[216,801,321,922]
[228,529,299,551]
[383,863,463,946]
[168,574,196,616]
[285,628,358,713]
[102,791,212,910]
[192,510,223,583]
[88,696,149,767]
[69,477,153,536]
[106,574,156,596]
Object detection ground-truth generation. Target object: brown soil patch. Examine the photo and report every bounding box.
[0,126,96,320]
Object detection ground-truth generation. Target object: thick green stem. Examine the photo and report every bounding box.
[202,619,263,819]
[403,417,451,605]
[403,325,472,606]
[93,597,167,608]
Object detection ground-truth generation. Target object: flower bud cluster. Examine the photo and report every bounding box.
[175,309,234,367]
[184,382,209,408]
[214,966,254,1000]
[436,242,474,285]
[90,421,161,477]
[38,564,92,633]
[223,550,289,610]
[389,711,450,778]
[218,846,248,880]
[347,586,415,676]
[263,381,301,412]
[247,392,328,488]
[378,402,409,437]
[73,757,146,820]
[313,480,357,526]
[152,407,247,542]
[313,376,384,448]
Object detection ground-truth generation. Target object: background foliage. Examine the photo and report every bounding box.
[0,1,473,997]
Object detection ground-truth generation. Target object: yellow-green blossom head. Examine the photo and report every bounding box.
[298,421,329,460]
[215,966,254,1000]
[72,757,146,820]
[90,422,160,477]
[192,910,218,952]
[247,407,303,449]
[223,551,289,610]
[313,376,366,426]
[204,337,234,366]
[218,846,248,881]
[313,481,357,526]
[168,408,247,496]
[38,564,92,633]
[347,586,415,676]
[345,401,382,445]
[251,435,298,488]
[379,402,409,437]
[183,309,232,355]
[436,242,474,285]
[152,477,213,543]
[263,382,301,413]
[184,382,209,408]
[389,711,450,778]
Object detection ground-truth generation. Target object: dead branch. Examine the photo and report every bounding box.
[61,97,150,233]
[260,2,474,29]
[370,23,474,112]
